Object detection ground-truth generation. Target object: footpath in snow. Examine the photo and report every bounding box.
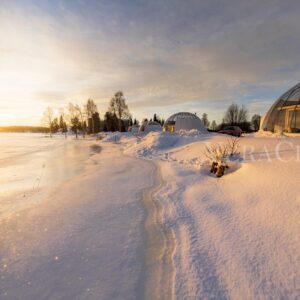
[121,130,300,299]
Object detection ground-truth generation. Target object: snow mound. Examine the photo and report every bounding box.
[124,130,209,158]
[102,132,122,142]
[124,132,179,157]
[102,132,135,143]
[254,130,287,138]
[177,129,208,137]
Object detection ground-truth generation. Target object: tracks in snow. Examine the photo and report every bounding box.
[141,160,176,300]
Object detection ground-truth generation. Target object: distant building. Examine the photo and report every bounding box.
[164,112,207,132]
[261,83,300,133]
[139,121,162,133]
[128,125,140,133]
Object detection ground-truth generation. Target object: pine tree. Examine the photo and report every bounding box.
[68,103,81,138]
[104,111,118,132]
[92,112,101,133]
[210,120,217,131]
[51,118,59,133]
[201,113,210,128]
[129,117,133,126]
[85,99,97,134]
[59,109,68,138]
[251,114,261,131]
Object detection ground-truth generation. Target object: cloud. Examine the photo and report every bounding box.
[0,0,300,125]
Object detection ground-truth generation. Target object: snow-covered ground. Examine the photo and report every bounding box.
[122,131,300,299]
[1,132,299,299]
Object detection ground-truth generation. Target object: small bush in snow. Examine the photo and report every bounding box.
[205,143,228,164]
[205,144,229,177]
[205,137,241,177]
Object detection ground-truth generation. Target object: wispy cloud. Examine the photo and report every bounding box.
[0,0,300,125]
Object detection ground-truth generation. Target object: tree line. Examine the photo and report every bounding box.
[140,113,165,127]
[201,103,261,132]
[43,91,134,138]
[43,91,262,137]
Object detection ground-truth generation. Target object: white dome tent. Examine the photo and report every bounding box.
[139,121,162,133]
[128,125,140,133]
[164,112,208,132]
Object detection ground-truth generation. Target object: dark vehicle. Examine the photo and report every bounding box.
[218,126,242,137]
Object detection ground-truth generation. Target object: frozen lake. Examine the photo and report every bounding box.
[0,134,153,299]
[0,134,101,219]
[1,134,96,195]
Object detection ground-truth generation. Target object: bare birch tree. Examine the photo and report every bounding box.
[109,91,131,131]
[43,107,54,138]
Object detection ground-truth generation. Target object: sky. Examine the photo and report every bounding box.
[1,0,300,126]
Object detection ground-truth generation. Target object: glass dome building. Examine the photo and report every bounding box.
[261,83,300,133]
[164,112,207,132]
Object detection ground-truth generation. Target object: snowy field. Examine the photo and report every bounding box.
[1,132,299,299]
[122,130,300,299]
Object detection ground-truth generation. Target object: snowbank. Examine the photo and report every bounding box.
[254,130,295,138]
[123,130,210,158]
[156,135,300,298]
[121,130,300,298]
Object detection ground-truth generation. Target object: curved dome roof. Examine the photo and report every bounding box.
[261,82,300,132]
[140,120,162,133]
[147,121,161,126]
[165,112,200,124]
[164,112,207,132]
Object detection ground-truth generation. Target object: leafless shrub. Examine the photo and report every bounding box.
[205,143,228,165]
[205,143,231,177]
[227,136,240,156]
[205,138,241,177]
